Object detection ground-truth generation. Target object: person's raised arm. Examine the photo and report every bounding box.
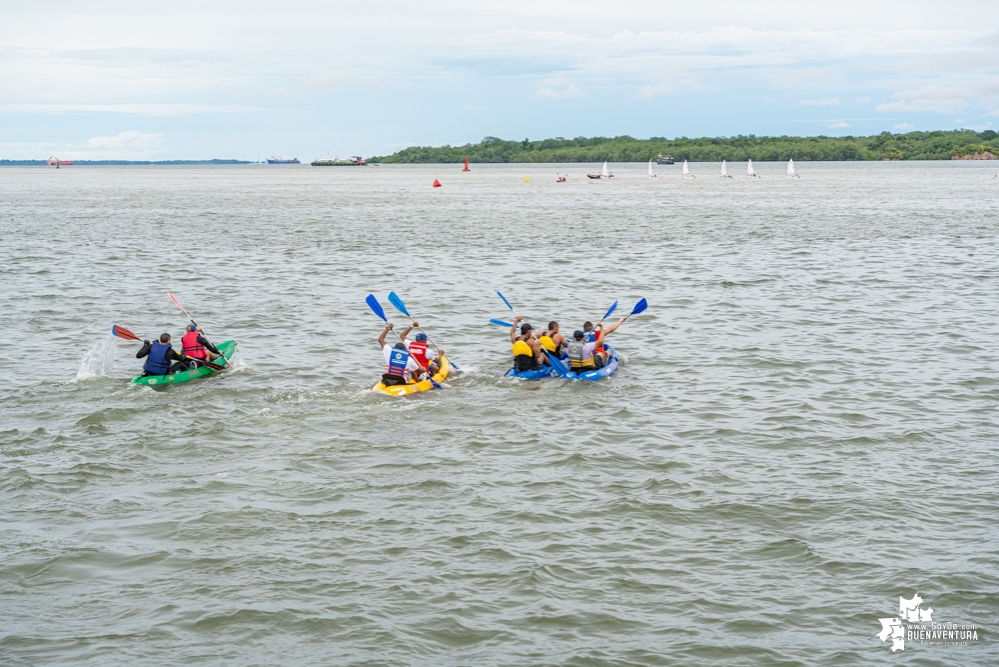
[136,341,152,359]
[377,322,394,348]
[596,317,626,346]
[510,315,522,344]
[400,322,417,340]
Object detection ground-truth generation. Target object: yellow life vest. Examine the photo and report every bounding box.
[539,335,556,352]
[511,339,533,358]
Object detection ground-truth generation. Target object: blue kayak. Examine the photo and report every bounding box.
[561,344,619,381]
[505,365,558,380]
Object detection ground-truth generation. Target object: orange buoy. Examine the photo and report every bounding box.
[462,155,470,172]
[433,179,442,187]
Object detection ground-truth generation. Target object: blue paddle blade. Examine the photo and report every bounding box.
[489,318,514,327]
[387,291,410,317]
[430,378,443,389]
[602,301,618,320]
[365,294,387,321]
[495,289,514,311]
[630,298,648,317]
[545,350,570,378]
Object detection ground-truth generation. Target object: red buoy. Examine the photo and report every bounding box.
[462,155,470,172]
[433,179,442,187]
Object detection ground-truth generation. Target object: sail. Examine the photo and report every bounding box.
[648,160,652,176]
[787,159,795,176]
[721,160,727,176]
[747,159,755,176]
[682,160,689,176]
[602,161,610,178]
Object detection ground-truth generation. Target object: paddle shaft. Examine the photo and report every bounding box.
[386,292,460,371]
[167,293,226,366]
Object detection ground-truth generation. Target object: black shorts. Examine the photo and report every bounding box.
[514,355,540,372]
[381,374,408,386]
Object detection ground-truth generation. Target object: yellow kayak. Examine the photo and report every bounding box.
[372,355,450,396]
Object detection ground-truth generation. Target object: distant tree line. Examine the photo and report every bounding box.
[370,130,999,163]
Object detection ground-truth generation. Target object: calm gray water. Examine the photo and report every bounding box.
[2,161,998,666]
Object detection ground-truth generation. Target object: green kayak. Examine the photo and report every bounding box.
[131,340,237,387]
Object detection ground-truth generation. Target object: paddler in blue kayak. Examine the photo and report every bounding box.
[511,317,547,371]
[136,333,198,376]
[567,317,625,371]
[539,321,568,359]
[378,323,424,386]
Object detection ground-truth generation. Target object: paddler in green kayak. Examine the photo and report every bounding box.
[136,333,200,376]
[180,324,221,364]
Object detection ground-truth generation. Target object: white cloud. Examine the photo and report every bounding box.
[532,76,584,99]
[85,131,164,149]
[304,72,346,92]
[3,3,999,156]
[893,122,915,131]
[875,86,967,114]
[0,103,257,116]
[829,121,852,128]
[635,68,706,99]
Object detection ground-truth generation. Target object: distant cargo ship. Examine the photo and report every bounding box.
[311,156,367,166]
[266,157,300,164]
[47,157,73,166]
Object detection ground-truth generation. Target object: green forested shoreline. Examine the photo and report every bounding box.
[371,130,999,163]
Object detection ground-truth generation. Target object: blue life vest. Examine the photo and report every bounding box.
[143,341,172,375]
[584,330,597,343]
[386,348,411,377]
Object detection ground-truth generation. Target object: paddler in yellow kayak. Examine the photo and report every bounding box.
[378,322,425,387]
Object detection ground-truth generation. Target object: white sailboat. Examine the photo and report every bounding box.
[721,160,732,178]
[648,160,658,179]
[682,159,695,178]
[602,161,613,178]
[747,159,759,178]
[787,159,799,178]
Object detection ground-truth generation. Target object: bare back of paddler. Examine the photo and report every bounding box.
[539,321,568,359]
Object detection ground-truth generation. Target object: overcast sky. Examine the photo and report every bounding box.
[2,1,997,159]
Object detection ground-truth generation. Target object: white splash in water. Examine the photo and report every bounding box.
[75,334,117,381]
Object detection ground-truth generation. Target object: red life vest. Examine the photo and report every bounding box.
[408,340,431,368]
[182,331,207,359]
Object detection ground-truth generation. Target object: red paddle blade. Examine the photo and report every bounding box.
[112,324,140,341]
[166,292,190,318]
[198,359,225,371]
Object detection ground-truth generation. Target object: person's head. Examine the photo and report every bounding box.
[548,321,558,332]
[187,324,198,332]
[573,330,585,341]
[159,333,171,343]
[415,333,427,342]
[520,323,533,335]
[394,342,406,350]
[583,321,594,331]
